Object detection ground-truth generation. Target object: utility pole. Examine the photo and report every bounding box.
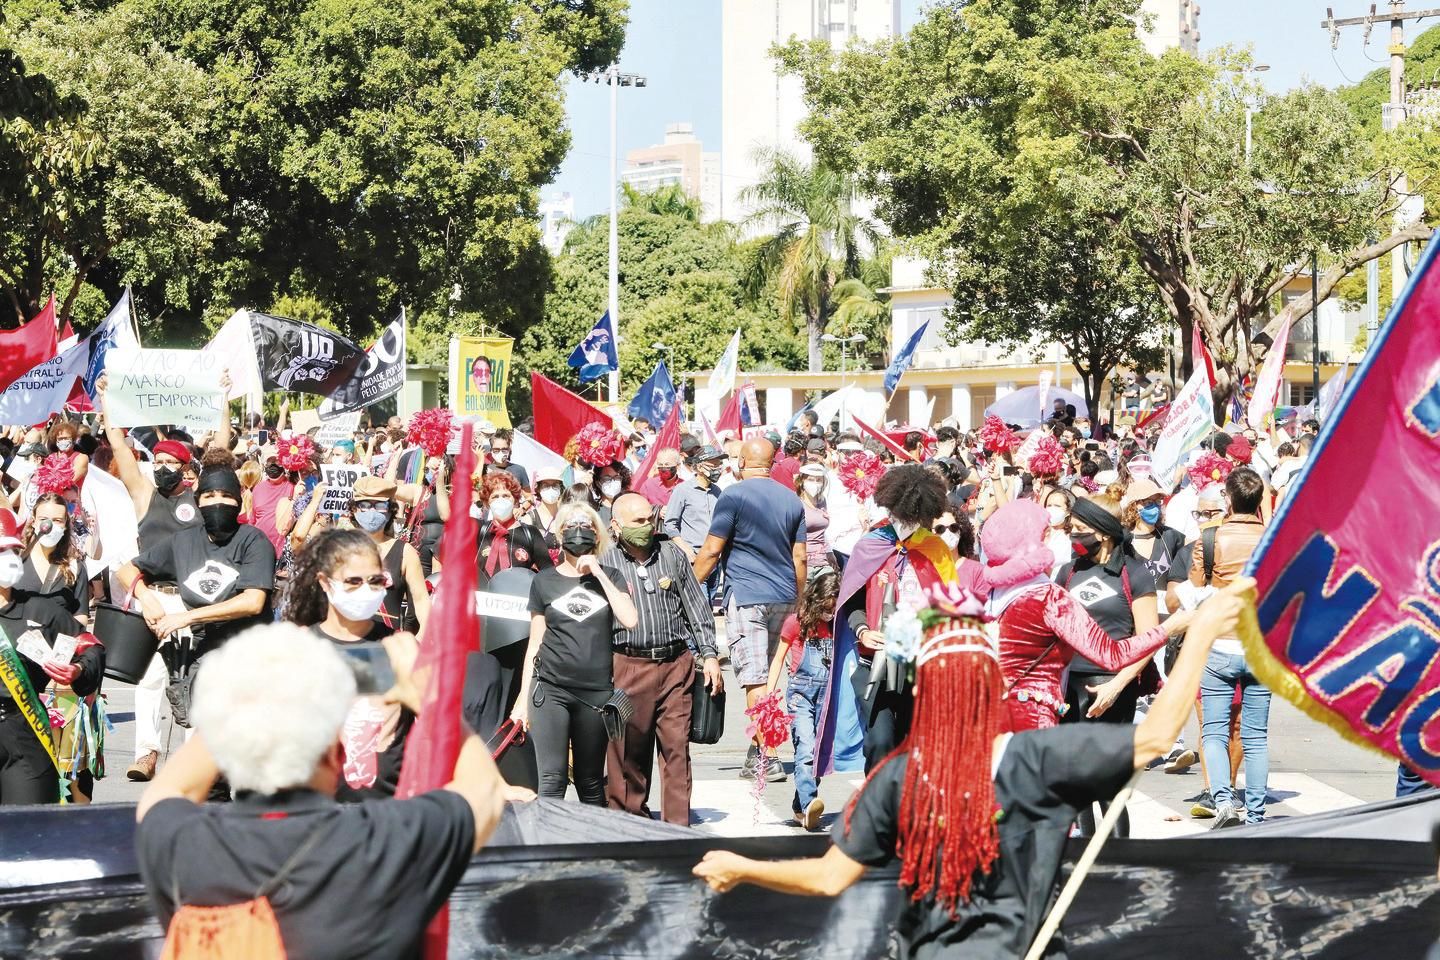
[1325,3,1439,309]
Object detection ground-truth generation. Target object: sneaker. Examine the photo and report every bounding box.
[1211,802,1242,830]
[127,750,158,783]
[1189,790,1216,818]
[1165,749,1198,774]
[740,756,758,780]
[801,797,825,831]
[763,756,786,783]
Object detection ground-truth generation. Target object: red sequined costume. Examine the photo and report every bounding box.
[995,584,1168,732]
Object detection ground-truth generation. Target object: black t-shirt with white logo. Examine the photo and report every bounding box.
[1054,554,1155,676]
[527,564,625,692]
[133,524,276,656]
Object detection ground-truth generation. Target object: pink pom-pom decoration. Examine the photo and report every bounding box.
[1188,452,1232,491]
[979,415,1018,454]
[838,451,886,500]
[277,434,317,473]
[744,690,792,751]
[1027,436,1064,478]
[574,422,625,468]
[35,454,76,496]
[407,408,455,460]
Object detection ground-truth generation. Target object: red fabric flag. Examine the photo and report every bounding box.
[395,423,480,959]
[1191,321,1217,391]
[714,390,742,435]
[0,296,59,393]
[631,401,681,489]
[851,415,916,462]
[531,372,612,455]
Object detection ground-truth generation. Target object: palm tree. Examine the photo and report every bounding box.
[739,148,882,371]
[620,182,703,222]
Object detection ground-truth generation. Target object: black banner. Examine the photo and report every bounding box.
[249,312,365,397]
[319,310,406,420]
[3,797,1439,959]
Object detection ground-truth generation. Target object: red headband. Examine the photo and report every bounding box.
[152,440,192,464]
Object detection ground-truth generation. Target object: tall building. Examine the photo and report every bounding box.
[539,192,575,256]
[721,0,900,225]
[1137,0,1200,56]
[620,122,722,221]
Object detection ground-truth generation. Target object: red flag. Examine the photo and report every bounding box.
[396,423,480,958]
[530,372,611,455]
[631,401,681,488]
[0,296,59,392]
[1191,322,1217,391]
[851,415,915,462]
[715,390,742,435]
[1136,402,1170,431]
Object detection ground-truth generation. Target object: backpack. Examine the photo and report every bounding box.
[160,823,328,960]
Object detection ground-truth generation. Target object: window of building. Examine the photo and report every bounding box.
[1289,382,1315,406]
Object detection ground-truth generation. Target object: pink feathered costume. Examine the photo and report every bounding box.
[979,500,1169,733]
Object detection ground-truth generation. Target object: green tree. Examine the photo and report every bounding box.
[621,181,704,221]
[739,148,881,372]
[778,2,1427,415]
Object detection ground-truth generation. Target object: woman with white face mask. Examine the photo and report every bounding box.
[794,464,834,575]
[283,528,417,800]
[525,468,567,564]
[46,421,90,489]
[472,472,554,586]
[588,461,631,526]
[348,476,430,633]
[20,493,94,623]
[1042,488,1076,578]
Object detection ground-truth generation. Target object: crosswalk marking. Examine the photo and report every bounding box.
[690,780,798,837]
[1258,771,1365,818]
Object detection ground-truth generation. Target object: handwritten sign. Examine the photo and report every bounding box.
[320,465,363,515]
[105,349,224,434]
[1150,365,1214,491]
[315,411,361,450]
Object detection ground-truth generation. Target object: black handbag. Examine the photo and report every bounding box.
[689,662,725,745]
[598,689,634,742]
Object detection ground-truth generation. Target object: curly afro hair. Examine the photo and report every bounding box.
[873,463,948,526]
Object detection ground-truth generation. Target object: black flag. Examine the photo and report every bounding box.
[249,312,365,397]
[319,310,407,420]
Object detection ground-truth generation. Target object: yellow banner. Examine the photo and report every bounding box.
[450,336,513,428]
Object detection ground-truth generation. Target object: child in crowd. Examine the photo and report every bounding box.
[767,571,839,832]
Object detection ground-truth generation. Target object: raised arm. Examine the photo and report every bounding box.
[1041,585,1186,672]
[97,375,152,511]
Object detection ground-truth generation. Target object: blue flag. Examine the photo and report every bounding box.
[567,311,619,383]
[627,360,677,425]
[883,320,929,396]
[83,288,139,398]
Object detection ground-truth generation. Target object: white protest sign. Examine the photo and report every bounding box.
[315,411,361,449]
[1151,366,1215,491]
[0,340,89,425]
[320,464,363,515]
[105,349,224,434]
[474,591,531,622]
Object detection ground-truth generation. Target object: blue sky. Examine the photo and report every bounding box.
[550,1,1399,219]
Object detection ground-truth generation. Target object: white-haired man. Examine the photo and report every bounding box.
[135,624,520,958]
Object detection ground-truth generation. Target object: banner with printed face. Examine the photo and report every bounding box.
[449,337,513,428]
[104,349,225,434]
[319,310,406,420]
[249,312,365,397]
[1242,231,1440,785]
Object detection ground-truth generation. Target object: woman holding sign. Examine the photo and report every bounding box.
[0,508,104,805]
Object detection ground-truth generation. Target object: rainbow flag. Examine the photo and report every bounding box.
[1241,231,1440,782]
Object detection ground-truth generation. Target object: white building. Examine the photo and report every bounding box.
[720,0,900,226]
[539,192,575,256]
[1137,0,1200,56]
[620,122,722,221]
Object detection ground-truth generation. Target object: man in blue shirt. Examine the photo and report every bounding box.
[693,437,806,781]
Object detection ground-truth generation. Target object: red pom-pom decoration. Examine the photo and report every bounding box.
[1188,452,1232,492]
[744,690,792,751]
[407,408,454,460]
[1027,436,1064,478]
[35,454,76,496]
[838,450,886,500]
[979,415,1018,454]
[277,434,317,473]
[574,422,624,468]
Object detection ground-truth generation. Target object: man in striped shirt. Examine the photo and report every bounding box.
[602,492,724,825]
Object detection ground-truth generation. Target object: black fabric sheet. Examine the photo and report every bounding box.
[2,797,1439,959]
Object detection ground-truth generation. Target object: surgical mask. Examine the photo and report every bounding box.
[1046,506,1067,527]
[940,530,960,551]
[599,479,622,500]
[0,553,21,588]
[563,526,598,556]
[200,503,241,542]
[489,498,515,522]
[55,439,73,452]
[803,479,824,498]
[618,523,654,549]
[492,449,510,464]
[154,466,182,493]
[539,486,562,505]
[325,584,387,622]
[469,502,484,520]
[1080,428,1092,439]
[1138,503,1163,527]
[38,521,65,549]
[354,507,390,533]
[1071,532,1101,558]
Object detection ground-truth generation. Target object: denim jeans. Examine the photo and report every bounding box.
[1200,652,1271,823]
[788,641,831,812]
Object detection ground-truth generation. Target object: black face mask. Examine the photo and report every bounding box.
[154,466,183,494]
[562,527,598,557]
[1071,532,1102,558]
[201,503,242,543]
[264,463,284,480]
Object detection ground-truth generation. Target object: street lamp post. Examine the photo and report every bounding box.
[605,67,647,405]
[821,333,867,429]
[1235,63,1270,166]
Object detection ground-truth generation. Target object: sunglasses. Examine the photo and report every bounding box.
[1192,509,1222,521]
[331,573,391,589]
[933,523,964,534]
